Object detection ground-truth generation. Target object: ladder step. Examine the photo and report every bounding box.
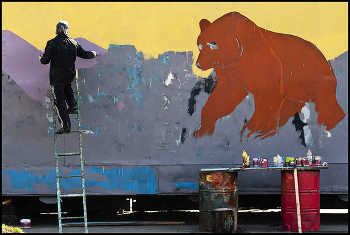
[70,130,81,133]
[54,130,81,134]
[57,152,81,156]
[59,175,82,178]
[60,194,84,198]
[61,216,85,220]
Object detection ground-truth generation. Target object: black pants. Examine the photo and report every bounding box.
[53,83,77,129]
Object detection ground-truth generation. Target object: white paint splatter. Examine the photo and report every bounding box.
[301,103,313,146]
[43,96,50,109]
[81,130,94,135]
[163,94,170,109]
[325,130,332,138]
[46,113,53,122]
[87,94,94,103]
[164,72,175,86]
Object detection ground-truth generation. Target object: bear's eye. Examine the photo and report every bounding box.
[198,44,203,51]
[207,42,218,50]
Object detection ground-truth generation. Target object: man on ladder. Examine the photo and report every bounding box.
[40,20,98,134]
[39,20,99,233]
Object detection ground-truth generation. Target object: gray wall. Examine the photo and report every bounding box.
[2,43,348,196]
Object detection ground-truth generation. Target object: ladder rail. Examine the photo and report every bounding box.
[51,85,63,233]
[76,70,89,233]
[51,71,88,233]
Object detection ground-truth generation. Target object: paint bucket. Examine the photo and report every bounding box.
[302,158,309,166]
[261,158,268,168]
[198,170,238,231]
[296,157,302,167]
[253,158,259,167]
[314,156,322,166]
[281,170,320,231]
[20,219,31,228]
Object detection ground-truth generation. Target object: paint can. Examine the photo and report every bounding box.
[261,158,268,168]
[302,157,309,166]
[273,156,278,167]
[280,156,285,167]
[314,156,322,166]
[290,161,295,167]
[20,219,31,229]
[253,158,259,167]
[296,157,302,167]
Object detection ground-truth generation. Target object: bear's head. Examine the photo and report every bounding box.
[195,12,245,71]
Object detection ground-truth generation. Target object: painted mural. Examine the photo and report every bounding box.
[192,12,345,141]
[2,3,348,197]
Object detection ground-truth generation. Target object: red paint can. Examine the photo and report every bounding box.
[261,158,268,168]
[281,170,320,231]
[302,158,309,166]
[296,157,302,167]
[253,158,259,167]
[314,156,322,166]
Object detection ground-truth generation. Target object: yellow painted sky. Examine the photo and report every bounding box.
[2,2,348,77]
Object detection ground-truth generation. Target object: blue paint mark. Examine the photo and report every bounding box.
[95,125,103,135]
[108,44,133,50]
[126,66,145,89]
[158,52,170,66]
[6,170,56,191]
[172,182,198,190]
[135,50,143,62]
[81,125,93,132]
[149,70,163,84]
[196,149,202,157]
[110,69,116,73]
[131,123,142,132]
[87,167,157,194]
[48,126,54,136]
[3,167,157,194]
[345,97,348,106]
[128,53,131,59]
[154,89,157,96]
[129,89,143,107]
[337,85,342,92]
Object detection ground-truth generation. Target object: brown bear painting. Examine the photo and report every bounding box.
[193,12,345,140]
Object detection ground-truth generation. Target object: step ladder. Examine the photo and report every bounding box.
[50,69,88,233]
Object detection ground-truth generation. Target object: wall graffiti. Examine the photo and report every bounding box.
[193,12,345,141]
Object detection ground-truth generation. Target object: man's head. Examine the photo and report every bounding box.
[56,21,69,35]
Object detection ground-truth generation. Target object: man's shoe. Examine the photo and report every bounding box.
[68,106,77,114]
[56,126,71,134]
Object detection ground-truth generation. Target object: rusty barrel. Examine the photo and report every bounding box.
[281,170,320,231]
[198,170,238,231]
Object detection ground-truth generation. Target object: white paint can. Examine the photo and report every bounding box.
[20,219,31,228]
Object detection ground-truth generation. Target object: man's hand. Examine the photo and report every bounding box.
[92,51,100,57]
[39,49,45,59]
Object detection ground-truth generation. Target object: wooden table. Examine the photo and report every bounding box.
[199,165,328,172]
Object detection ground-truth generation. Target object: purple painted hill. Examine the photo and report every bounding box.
[2,30,107,103]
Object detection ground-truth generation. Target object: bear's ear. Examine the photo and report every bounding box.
[199,19,211,32]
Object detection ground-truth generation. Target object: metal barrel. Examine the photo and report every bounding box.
[198,170,238,231]
[281,170,320,231]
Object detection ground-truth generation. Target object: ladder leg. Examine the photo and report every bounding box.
[76,72,88,233]
[51,86,63,233]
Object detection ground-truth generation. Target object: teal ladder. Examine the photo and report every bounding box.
[50,70,88,233]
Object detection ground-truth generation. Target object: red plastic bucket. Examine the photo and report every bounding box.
[281,170,320,231]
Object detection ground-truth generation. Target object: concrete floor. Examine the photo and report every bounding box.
[19,210,348,233]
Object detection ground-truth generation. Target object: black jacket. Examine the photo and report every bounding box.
[40,34,95,85]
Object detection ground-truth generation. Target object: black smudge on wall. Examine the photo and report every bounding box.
[187,73,217,116]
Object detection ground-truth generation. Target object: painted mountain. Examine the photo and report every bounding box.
[2,30,108,103]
